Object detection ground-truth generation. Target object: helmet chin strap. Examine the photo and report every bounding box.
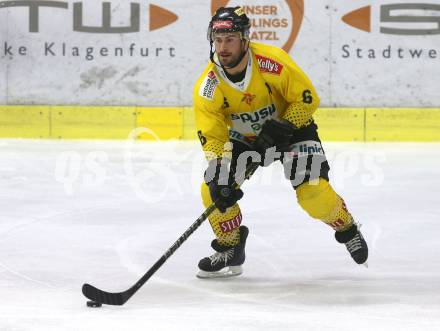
[210,40,249,71]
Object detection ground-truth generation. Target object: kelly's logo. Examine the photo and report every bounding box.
[211,0,304,52]
[0,1,178,33]
[342,3,440,35]
[255,54,283,75]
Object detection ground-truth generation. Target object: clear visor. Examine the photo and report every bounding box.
[212,32,242,42]
[207,26,249,42]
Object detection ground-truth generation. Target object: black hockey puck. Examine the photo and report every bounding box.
[86,300,102,308]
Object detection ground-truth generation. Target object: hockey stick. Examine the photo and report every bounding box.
[82,162,260,306]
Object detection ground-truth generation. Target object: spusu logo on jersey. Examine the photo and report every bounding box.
[255,54,283,75]
[231,104,276,123]
[230,104,276,134]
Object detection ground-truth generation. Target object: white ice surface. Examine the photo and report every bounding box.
[0,139,439,331]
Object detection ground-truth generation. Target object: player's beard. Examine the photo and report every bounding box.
[218,52,240,68]
[218,44,246,69]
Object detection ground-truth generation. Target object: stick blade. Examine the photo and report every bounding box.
[82,283,127,306]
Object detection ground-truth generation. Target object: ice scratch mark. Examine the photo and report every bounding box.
[0,261,55,288]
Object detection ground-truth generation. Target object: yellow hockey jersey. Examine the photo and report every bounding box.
[193,42,320,160]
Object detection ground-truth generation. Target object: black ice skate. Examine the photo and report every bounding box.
[197,226,249,279]
[335,223,368,265]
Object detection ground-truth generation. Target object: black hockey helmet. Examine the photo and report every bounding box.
[207,6,251,69]
[207,6,251,42]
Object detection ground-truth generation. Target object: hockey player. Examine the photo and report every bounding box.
[193,6,368,278]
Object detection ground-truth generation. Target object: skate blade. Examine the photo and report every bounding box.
[196,265,243,279]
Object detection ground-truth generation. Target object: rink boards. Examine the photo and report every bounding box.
[0,106,439,141]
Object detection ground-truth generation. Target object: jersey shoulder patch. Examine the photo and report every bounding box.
[255,54,283,75]
[198,70,219,100]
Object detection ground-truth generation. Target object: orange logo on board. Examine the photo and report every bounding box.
[342,3,440,35]
[341,6,371,33]
[211,0,304,52]
[149,4,178,31]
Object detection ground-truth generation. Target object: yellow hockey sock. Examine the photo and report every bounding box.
[296,179,354,231]
[201,183,241,246]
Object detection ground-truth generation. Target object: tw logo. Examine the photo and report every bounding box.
[0,1,178,33]
[342,3,440,35]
